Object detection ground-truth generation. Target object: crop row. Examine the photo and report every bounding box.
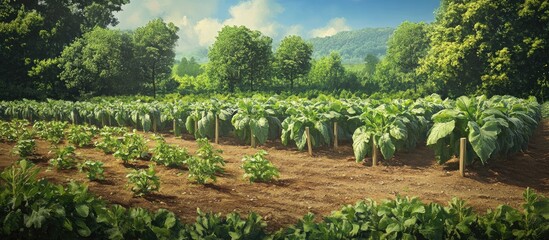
[1,160,547,239]
[0,94,542,165]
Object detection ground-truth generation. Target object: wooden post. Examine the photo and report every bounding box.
[194,120,198,137]
[152,117,157,132]
[372,142,378,167]
[333,122,338,150]
[173,119,179,137]
[215,115,219,144]
[251,128,256,148]
[459,138,466,177]
[306,127,313,156]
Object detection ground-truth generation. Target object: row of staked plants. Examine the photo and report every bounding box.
[1,160,547,239]
[2,94,540,166]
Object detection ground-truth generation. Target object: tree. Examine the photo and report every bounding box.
[363,54,379,77]
[207,26,272,92]
[176,57,203,77]
[133,19,179,98]
[57,27,138,97]
[273,35,313,90]
[0,0,129,100]
[308,52,346,90]
[374,21,430,93]
[418,0,549,99]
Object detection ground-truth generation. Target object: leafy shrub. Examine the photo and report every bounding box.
[79,160,105,181]
[126,164,160,196]
[0,160,107,239]
[49,145,77,169]
[0,119,32,142]
[33,121,67,144]
[188,209,268,239]
[195,138,225,167]
[66,124,96,147]
[94,126,126,154]
[151,136,190,167]
[187,138,225,184]
[12,138,36,158]
[113,130,149,164]
[241,150,279,183]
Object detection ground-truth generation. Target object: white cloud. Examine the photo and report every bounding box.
[113,0,304,55]
[194,18,223,47]
[309,17,352,38]
[114,0,219,29]
[284,25,304,37]
[224,0,283,37]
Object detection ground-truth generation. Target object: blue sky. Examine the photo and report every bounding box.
[113,0,440,55]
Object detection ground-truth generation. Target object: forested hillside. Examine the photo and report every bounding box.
[308,28,394,63]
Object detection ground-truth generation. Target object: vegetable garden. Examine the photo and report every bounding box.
[0,94,547,239]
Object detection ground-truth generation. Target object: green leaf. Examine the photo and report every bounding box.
[378,133,395,160]
[389,120,407,140]
[75,204,90,218]
[75,219,91,237]
[426,120,456,145]
[315,121,330,146]
[254,117,269,144]
[352,126,371,162]
[468,121,500,164]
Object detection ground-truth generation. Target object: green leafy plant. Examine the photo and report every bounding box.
[231,98,282,145]
[151,136,190,167]
[126,164,160,196]
[94,126,127,154]
[241,150,279,183]
[33,120,67,144]
[113,130,149,164]
[427,95,541,165]
[185,99,234,139]
[49,145,77,170]
[188,209,268,239]
[66,124,96,147]
[79,160,105,181]
[187,138,225,184]
[12,138,36,158]
[352,102,421,162]
[0,119,32,142]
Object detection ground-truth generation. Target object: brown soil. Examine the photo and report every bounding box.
[1,120,548,232]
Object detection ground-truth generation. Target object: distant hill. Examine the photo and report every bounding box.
[308,27,394,63]
[177,27,394,64]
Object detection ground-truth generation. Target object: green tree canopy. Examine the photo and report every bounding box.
[0,0,128,100]
[273,35,313,90]
[176,57,203,77]
[418,0,549,99]
[309,52,346,90]
[374,21,430,93]
[207,25,272,92]
[58,27,138,97]
[133,18,179,98]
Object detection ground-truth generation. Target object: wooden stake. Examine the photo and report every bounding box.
[251,127,256,148]
[215,115,219,144]
[333,122,338,150]
[173,119,179,137]
[459,138,466,177]
[306,127,313,156]
[372,142,378,167]
[194,120,198,137]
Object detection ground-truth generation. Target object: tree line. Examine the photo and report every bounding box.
[1,1,178,100]
[2,0,548,100]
